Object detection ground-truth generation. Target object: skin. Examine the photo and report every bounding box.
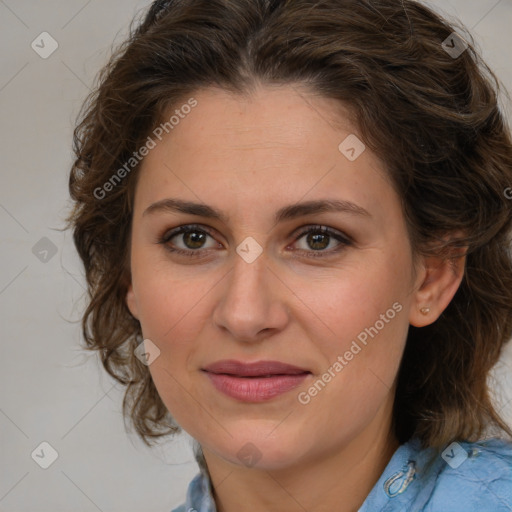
[126,84,465,512]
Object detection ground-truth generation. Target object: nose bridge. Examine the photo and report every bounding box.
[227,248,269,311]
[228,233,269,294]
[213,247,287,340]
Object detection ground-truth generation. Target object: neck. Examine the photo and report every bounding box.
[201,391,400,512]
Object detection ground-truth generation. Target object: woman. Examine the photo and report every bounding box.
[67,0,512,510]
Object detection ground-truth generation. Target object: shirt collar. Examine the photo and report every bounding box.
[180,437,445,512]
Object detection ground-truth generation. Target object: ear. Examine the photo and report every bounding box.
[409,246,466,327]
[126,282,140,321]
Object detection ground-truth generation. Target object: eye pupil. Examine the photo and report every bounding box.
[184,231,206,249]
[308,232,329,250]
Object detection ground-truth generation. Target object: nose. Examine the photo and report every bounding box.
[212,249,290,344]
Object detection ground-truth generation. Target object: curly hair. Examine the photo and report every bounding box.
[66,0,512,452]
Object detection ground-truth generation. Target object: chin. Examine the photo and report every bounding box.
[205,426,308,471]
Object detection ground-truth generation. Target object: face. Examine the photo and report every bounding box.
[126,84,425,470]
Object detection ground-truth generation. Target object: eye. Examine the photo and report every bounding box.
[158,224,220,257]
[157,224,352,259]
[290,225,352,258]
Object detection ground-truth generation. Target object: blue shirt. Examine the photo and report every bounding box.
[171,437,512,511]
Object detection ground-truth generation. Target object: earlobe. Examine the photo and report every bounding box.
[409,251,466,328]
[126,284,140,320]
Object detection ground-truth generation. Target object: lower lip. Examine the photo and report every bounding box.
[204,371,310,402]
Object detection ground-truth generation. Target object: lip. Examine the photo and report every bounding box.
[202,359,310,376]
[202,360,311,402]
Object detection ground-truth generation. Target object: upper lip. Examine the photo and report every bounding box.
[202,360,311,377]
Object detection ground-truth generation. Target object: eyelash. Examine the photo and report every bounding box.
[157,223,353,259]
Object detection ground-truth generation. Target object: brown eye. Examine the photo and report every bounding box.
[304,231,330,251]
[292,226,352,258]
[181,230,208,249]
[159,224,220,257]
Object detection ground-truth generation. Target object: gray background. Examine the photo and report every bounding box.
[1,1,511,511]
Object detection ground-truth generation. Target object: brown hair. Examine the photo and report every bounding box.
[67,0,512,453]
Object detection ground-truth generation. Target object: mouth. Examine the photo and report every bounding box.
[201,360,312,402]
[202,359,311,377]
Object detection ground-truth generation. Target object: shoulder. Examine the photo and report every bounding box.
[423,438,512,512]
[170,471,215,512]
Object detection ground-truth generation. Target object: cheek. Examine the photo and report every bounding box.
[129,258,211,407]
[293,251,409,352]
[296,303,407,443]
[136,278,206,362]
[130,244,207,337]
[292,250,409,408]
[134,269,209,428]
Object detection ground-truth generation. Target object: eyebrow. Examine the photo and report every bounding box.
[143,197,371,223]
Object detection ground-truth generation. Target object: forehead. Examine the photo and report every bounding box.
[134,84,398,226]
[158,85,355,160]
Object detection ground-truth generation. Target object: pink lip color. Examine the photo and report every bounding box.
[204,372,309,402]
[202,359,311,402]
